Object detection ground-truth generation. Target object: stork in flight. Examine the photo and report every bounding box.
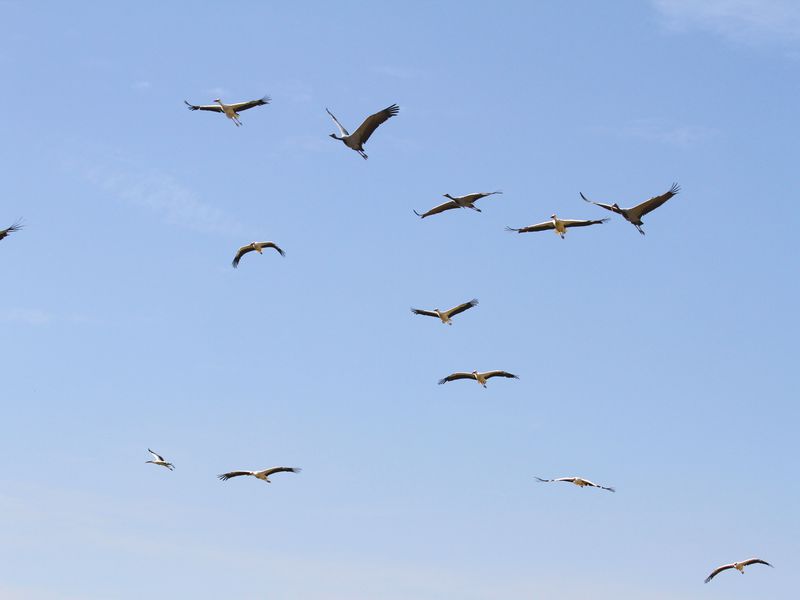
[580,183,680,235]
[184,95,270,127]
[232,241,285,268]
[414,191,502,219]
[704,558,773,583]
[438,370,519,387]
[326,104,399,159]
[535,476,615,492]
[218,466,301,483]
[411,299,478,325]
[506,215,608,239]
[145,449,174,471]
[0,220,23,241]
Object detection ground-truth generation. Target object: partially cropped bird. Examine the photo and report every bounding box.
[218,466,301,483]
[184,95,270,127]
[145,449,174,471]
[535,476,615,492]
[705,558,773,583]
[438,370,519,387]
[414,191,502,218]
[232,241,285,268]
[326,104,399,159]
[580,183,680,235]
[506,215,607,239]
[0,219,23,241]
[411,299,478,325]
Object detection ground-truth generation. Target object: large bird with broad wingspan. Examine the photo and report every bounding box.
[580,183,680,235]
[326,104,399,159]
[218,466,301,483]
[438,370,519,388]
[535,476,615,492]
[232,241,285,268]
[184,95,270,127]
[704,558,773,583]
[0,220,23,241]
[506,214,607,239]
[414,191,502,218]
[411,299,478,325]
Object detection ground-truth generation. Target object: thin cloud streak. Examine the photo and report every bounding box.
[619,118,715,146]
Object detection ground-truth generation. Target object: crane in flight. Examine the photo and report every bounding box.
[414,191,502,218]
[218,466,301,484]
[704,558,773,583]
[580,183,680,235]
[184,95,270,127]
[326,104,399,159]
[506,215,607,239]
[232,241,285,268]
[438,370,519,388]
[411,299,478,325]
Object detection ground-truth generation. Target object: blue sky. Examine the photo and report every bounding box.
[1,1,798,598]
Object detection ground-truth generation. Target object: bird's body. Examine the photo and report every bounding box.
[218,466,301,483]
[184,96,270,127]
[0,219,23,241]
[411,299,478,325]
[580,183,680,235]
[704,558,773,583]
[506,214,607,239]
[326,104,399,159]
[438,370,519,388]
[232,241,285,268]
[145,449,174,471]
[414,191,502,219]
[535,476,615,492]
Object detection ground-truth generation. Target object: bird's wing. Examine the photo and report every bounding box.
[411,308,439,318]
[351,104,399,144]
[461,191,502,204]
[228,96,271,112]
[438,372,475,385]
[580,192,618,213]
[218,471,253,481]
[627,183,680,220]
[505,221,555,233]
[742,558,773,568]
[553,477,577,483]
[325,108,350,137]
[261,466,302,477]
[561,218,609,228]
[445,299,479,318]
[257,242,286,256]
[481,370,519,380]
[705,564,735,583]
[0,220,23,239]
[184,100,224,113]
[232,245,254,268]
[535,477,556,483]
[414,200,460,218]
[147,448,166,462]
[584,480,616,492]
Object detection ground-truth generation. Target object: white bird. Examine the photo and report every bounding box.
[414,192,502,219]
[232,241,285,268]
[218,466,301,483]
[326,104,399,159]
[535,476,615,492]
[704,558,773,583]
[0,219,23,241]
[184,96,270,127]
[506,214,608,239]
[580,183,680,235]
[145,449,174,471]
[411,299,478,325]
[438,370,519,387]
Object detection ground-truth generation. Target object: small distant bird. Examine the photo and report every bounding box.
[535,476,615,492]
[414,191,502,219]
[411,299,478,325]
[145,449,174,471]
[184,95,270,127]
[218,466,301,483]
[0,219,23,241]
[506,215,608,239]
[580,183,680,235]
[704,558,773,583]
[326,104,399,159]
[438,370,519,388]
[232,241,285,268]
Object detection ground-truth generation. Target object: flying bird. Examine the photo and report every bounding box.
[411,299,478,325]
[506,215,608,239]
[704,558,773,583]
[580,183,680,235]
[414,191,502,219]
[232,241,285,268]
[535,476,615,492]
[326,104,399,159]
[145,449,174,471]
[0,219,23,241]
[218,466,301,483]
[438,370,519,388]
[184,95,270,127]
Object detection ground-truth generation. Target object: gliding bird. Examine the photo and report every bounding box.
[535,476,615,492]
[438,370,519,387]
[506,215,607,239]
[218,466,301,483]
[145,449,174,471]
[326,104,399,159]
[232,241,285,268]
[580,183,680,235]
[411,299,478,325]
[704,558,773,583]
[184,95,270,127]
[0,220,23,241]
[414,192,502,219]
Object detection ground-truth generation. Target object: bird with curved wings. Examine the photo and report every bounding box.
[145,449,174,471]
[411,299,478,325]
[414,191,502,219]
[218,466,301,483]
[580,183,680,235]
[438,370,519,388]
[535,476,615,492]
[326,104,399,159]
[232,241,285,268]
[184,95,270,127]
[506,214,607,239]
[704,558,773,583]
[0,219,23,241]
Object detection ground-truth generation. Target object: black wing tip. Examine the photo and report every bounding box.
[469,299,479,306]
[386,103,400,115]
[217,474,228,481]
[504,226,519,233]
[275,247,286,256]
[260,95,272,104]
[670,182,681,194]
[437,378,448,385]
[598,218,610,223]
[510,373,520,379]
[289,467,302,473]
[605,486,616,493]
[413,210,424,218]
[579,191,589,201]
[184,100,198,110]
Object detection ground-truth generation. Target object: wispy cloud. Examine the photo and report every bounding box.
[131,80,151,91]
[619,118,715,146]
[371,65,424,79]
[0,308,53,326]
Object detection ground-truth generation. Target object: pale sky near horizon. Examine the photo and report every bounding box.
[1,1,798,599]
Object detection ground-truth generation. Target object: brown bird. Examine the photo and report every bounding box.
[535,476,615,492]
[0,219,23,241]
[506,215,607,239]
[326,104,399,159]
[218,466,301,483]
[184,96,270,127]
[704,558,773,583]
[580,183,680,235]
[232,241,285,268]
[411,299,478,325]
[438,370,519,388]
[414,191,502,218]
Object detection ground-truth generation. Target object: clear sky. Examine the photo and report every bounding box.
[1,1,798,598]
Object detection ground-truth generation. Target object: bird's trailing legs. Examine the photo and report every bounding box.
[358,150,368,160]
[636,225,645,235]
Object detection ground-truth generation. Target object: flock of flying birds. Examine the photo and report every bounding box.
[2,93,774,587]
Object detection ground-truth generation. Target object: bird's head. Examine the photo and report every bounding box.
[443,193,454,199]
[550,214,557,219]
[612,203,620,210]
[213,98,222,104]
[329,133,341,140]
[471,370,478,375]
